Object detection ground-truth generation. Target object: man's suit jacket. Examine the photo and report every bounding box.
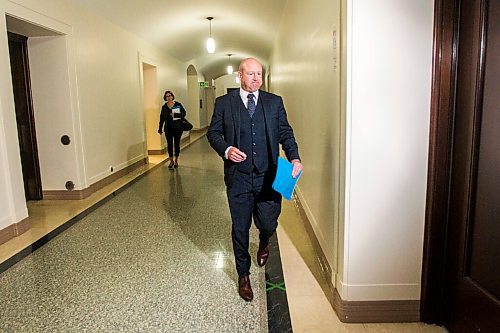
[207,89,300,187]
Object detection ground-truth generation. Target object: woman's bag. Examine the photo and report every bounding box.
[181,118,193,131]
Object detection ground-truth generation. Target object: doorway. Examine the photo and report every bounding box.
[141,62,161,155]
[204,86,215,125]
[7,32,42,201]
[421,0,500,331]
[186,64,199,130]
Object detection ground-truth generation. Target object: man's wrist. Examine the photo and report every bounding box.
[224,146,233,159]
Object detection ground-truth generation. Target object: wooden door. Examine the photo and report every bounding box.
[443,0,500,331]
[422,0,500,331]
[8,32,42,200]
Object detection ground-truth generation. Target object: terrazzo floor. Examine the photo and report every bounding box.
[0,137,267,332]
[0,133,448,333]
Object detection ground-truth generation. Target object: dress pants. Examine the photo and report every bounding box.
[227,168,282,277]
[165,128,183,157]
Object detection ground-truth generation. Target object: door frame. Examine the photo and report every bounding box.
[8,31,43,200]
[420,0,459,324]
[421,0,496,324]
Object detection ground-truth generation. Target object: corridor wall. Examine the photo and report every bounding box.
[270,0,342,290]
[0,0,188,232]
[271,0,434,310]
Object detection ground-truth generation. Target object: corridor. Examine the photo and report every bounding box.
[0,137,446,333]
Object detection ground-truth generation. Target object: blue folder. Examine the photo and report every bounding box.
[272,157,302,200]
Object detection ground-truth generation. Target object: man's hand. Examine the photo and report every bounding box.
[291,159,303,178]
[227,147,247,163]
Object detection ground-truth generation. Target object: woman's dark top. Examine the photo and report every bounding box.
[158,101,187,133]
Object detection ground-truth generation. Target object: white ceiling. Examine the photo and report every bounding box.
[67,0,289,79]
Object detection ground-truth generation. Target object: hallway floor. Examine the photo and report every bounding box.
[0,133,447,332]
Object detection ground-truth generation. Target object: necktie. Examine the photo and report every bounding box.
[247,93,256,117]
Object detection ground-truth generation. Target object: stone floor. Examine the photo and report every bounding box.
[0,132,448,332]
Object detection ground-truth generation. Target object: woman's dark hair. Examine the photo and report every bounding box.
[163,90,175,101]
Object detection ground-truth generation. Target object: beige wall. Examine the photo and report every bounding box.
[187,74,200,129]
[0,90,27,228]
[198,85,208,129]
[186,66,208,130]
[271,0,434,301]
[341,0,434,301]
[204,86,215,127]
[0,8,29,229]
[271,0,342,284]
[28,35,84,191]
[0,92,14,227]
[214,74,240,98]
[142,63,161,152]
[0,0,188,228]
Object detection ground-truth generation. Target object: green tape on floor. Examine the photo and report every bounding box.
[266,281,286,292]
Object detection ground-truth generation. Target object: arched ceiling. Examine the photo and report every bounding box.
[68,0,289,79]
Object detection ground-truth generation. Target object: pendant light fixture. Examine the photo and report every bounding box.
[206,17,215,54]
[226,54,233,74]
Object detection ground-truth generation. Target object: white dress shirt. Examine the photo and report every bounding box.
[224,88,260,159]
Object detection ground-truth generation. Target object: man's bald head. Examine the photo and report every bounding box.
[238,58,263,92]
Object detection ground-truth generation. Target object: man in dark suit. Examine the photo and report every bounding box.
[207,58,302,301]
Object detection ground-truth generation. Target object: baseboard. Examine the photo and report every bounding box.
[43,158,147,200]
[14,217,30,236]
[42,189,86,200]
[180,136,189,146]
[292,192,420,323]
[332,289,420,323]
[0,217,30,246]
[191,126,208,132]
[150,133,195,156]
[292,193,335,301]
[148,148,166,155]
[0,224,15,246]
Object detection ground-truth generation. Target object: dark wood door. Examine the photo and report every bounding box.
[443,0,500,331]
[8,32,42,200]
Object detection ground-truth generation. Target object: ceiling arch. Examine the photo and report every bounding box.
[68,0,288,80]
[186,64,197,76]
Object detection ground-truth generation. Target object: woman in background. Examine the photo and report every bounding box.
[158,90,187,168]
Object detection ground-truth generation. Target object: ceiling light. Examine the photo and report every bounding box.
[206,17,215,54]
[226,54,233,74]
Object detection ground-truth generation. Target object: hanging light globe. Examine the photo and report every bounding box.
[206,17,215,54]
[206,37,215,54]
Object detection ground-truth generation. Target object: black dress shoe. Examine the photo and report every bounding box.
[238,275,254,301]
[257,241,270,267]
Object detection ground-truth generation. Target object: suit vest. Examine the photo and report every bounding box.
[238,99,269,174]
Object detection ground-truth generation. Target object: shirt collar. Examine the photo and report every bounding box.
[240,88,259,101]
